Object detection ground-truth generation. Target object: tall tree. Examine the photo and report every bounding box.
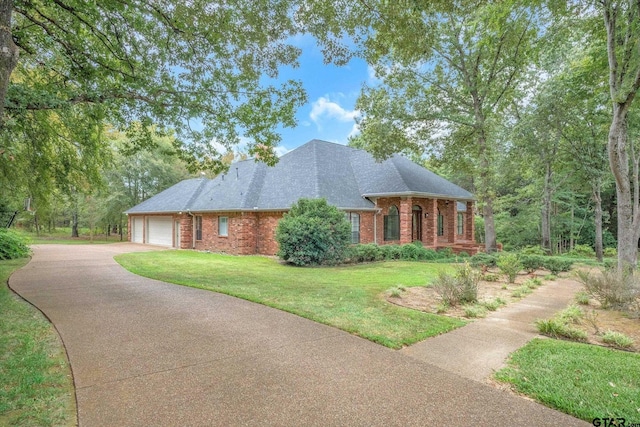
[600,0,640,268]
[0,0,307,173]
[329,1,542,252]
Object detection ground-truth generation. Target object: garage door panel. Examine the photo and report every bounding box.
[132,217,144,243]
[147,217,173,246]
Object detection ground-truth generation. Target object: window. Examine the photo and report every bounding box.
[457,212,464,235]
[384,205,400,241]
[218,216,228,236]
[437,209,444,236]
[345,212,360,244]
[195,216,203,241]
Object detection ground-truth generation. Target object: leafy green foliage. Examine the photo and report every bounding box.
[542,258,574,274]
[0,229,30,260]
[276,198,351,266]
[3,1,308,173]
[469,253,497,268]
[520,255,545,274]
[346,243,449,263]
[497,254,522,283]
[567,244,595,258]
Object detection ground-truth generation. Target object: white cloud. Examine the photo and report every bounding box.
[275,145,291,157]
[309,96,359,125]
[347,123,360,139]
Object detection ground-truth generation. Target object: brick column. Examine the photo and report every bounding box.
[399,197,412,244]
[425,199,437,248]
[452,202,458,244]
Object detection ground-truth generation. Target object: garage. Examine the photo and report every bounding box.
[146,216,173,246]
[132,217,144,243]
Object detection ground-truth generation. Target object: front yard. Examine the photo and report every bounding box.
[115,250,465,349]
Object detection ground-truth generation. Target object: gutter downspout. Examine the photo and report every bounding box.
[187,210,195,249]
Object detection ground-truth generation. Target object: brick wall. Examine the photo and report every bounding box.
[129,200,478,255]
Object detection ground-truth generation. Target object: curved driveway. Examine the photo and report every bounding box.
[9,244,587,426]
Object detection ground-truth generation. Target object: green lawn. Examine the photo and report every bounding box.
[115,251,465,348]
[0,259,76,426]
[495,338,640,422]
[15,228,124,245]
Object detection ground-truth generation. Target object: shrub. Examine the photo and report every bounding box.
[512,285,533,298]
[542,258,573,274]
[400,243,422,260]
[457,251,470,258]
[601,331,635,349]
[520,245,547,256]
[348,244,383,263]
[0,229,30,260]
[436,247,454,258]
[470,253,497,268]
[380,244,402,260]
[497,253,522,283]
[275,198,351,266]
[520,255,545,274]
[557,305,583,324]
[483,273,500,282]
[523,278,542,289]
[387,285,406,298]
[604,247,617,258]
[576,268,640,310]
[567,244,595,258]
[432,262,480,306]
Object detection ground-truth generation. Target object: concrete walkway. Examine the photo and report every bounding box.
[9,244,588,426]
[402,278,583,382]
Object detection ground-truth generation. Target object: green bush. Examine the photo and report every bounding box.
[520,255,545,274]
[497,253,522,283]
[0,229,30,260]
[542,257,574,274]
[520,245,547,256]
[275,198,351,266]
[567,244,595,258]
[436,247,454,258]
[380,244,402,260]
[535,318,588,341]
[347,244,384,263]
[400,243,422,260]
[604,247,617,258]
[470,253,497,268]
[463,304,487,318]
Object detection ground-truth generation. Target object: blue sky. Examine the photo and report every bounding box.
[271,35,372,156]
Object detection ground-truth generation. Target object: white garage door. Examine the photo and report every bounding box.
[147,216,173,246]
[132,217,144,243]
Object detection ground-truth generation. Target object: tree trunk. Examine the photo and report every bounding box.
[483,198,497,253]
[593,181,604,262]
[608,110,639,269]
[0,0,18,128]
[541,163,553,253]
[71,211,79,237]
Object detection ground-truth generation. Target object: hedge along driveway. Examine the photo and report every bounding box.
[115,251,465,348]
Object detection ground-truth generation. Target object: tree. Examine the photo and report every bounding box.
[1,0,307,173]
[323,1,542,252]
[275,198,351,266]
[600,0,640,268]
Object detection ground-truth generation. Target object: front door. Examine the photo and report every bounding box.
[412,205,422,242]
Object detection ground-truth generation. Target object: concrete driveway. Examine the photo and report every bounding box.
[9,244,587,426]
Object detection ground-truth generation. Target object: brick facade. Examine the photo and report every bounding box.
[128,197,479,255]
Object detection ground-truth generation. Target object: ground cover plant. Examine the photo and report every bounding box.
[0,229,30,260]
[116,251,465,348]
[495,338,640,422]
[0,259,76,426]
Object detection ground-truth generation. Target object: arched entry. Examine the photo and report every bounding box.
[412,205,422,242]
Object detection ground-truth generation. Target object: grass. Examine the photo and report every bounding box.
[14,228,124,245]
[115,251,466,349]
[601,331,635,349]
[0,258,76,426]
[495,338,640,422]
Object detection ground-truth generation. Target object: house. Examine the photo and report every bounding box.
[125,139,480,255]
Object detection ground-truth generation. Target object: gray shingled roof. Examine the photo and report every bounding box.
[126,139,474,214]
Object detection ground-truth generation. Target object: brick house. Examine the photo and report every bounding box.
[126,139,480,255]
